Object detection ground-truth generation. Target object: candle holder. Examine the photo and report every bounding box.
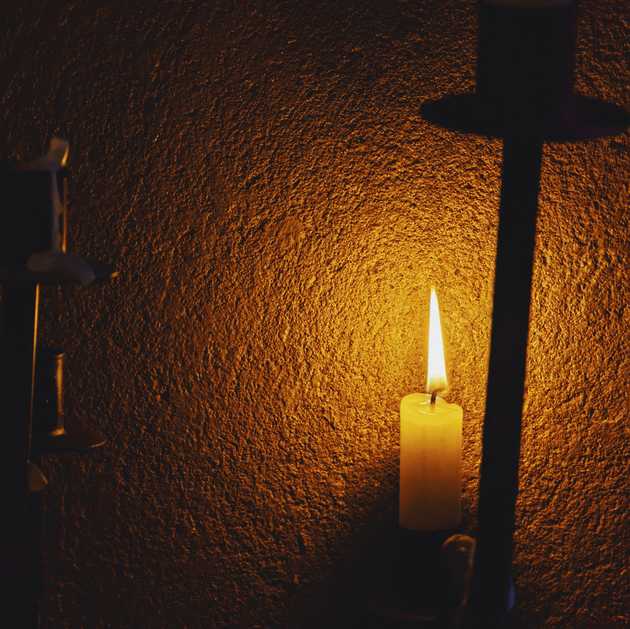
[0,140,117,628]
[419,2,628,626]
[367,526,478,628]
[31,348,107,455]
[422,3,629,141]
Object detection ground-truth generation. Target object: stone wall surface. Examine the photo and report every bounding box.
[0,1,627,627]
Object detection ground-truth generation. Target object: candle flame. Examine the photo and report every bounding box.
[426,288,448,394]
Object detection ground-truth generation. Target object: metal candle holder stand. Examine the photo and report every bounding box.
[417,2,629,627]
[0,158,116,628]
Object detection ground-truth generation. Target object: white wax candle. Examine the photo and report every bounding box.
[399,288,463,532]
[399,393,463,531]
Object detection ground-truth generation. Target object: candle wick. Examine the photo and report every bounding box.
[430,390,438,406]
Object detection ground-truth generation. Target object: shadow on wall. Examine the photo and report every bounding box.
[288,454,479,629]
[288,454,398,629]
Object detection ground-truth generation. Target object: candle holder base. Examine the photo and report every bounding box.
[366,530,479,628]
[32,420,106,455]
[421,93,629,142]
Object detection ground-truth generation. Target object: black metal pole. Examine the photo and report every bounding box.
[419,4,627,625]
[1,281,42,628]
[470,135,543,625]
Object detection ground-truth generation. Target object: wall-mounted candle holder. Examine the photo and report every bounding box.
[418,2,629,626]
[0,139,117,628]
[32,348,106,455]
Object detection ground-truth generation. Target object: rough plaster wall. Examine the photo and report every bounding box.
[0,1,627,627]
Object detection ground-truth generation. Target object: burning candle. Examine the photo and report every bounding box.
[399,288,463,532]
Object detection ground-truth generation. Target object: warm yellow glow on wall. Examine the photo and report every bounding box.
[426,287,448,394]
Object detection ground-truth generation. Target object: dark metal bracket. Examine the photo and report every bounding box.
[0,151,118,628]
[419,2,629,627]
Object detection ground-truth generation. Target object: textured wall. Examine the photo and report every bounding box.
[0,1,628,627]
